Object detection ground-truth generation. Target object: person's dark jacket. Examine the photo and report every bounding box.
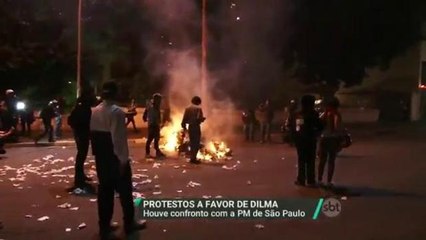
[68,98,91,133]
[40,106,56,123]
[242,110,256,124]
[293,109,323,140]
[0,109,14,131]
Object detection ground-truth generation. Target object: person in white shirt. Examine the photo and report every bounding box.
[90,81,145,239]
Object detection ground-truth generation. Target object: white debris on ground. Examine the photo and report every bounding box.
[222,161,240,170]
[247,180,252,185]
[37,216,49,222]
[187,181,202,188]
[254,224,265,229]
[253,160,258,163]
[182,170,186,174]
[139,179,152,185]
[152,163,161,169]
[65,228,72,232]
[77,223,87,230]
[57,203,72,209]
[153,191,162,195]
[202,195,212,199]
[89,198,97,202]
[341,196,348,200]
[25,215,33,218]
[132,192,145,199]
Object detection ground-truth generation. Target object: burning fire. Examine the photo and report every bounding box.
[160,113,232,162]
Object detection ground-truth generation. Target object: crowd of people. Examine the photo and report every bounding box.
[0,89,65,148]
[65,82,206,239]
[1,82,348,239]
[242,95,345,188]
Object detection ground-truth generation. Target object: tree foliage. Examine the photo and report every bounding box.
[284,0,426,90]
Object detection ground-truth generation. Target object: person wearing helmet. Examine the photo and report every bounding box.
[34,101,56,144]
[181,96,206,164]
[143,93,166,159]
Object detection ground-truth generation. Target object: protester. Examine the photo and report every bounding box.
[68,88,96,190]
[34,101,56,144]
[284,99,298,146]
[0,101,15,154]
[318,97,342,188]
[265,99,274,142]
[143,94,166,159]
[125,99,137,132]
[54,97,65,139]
[4,89,18,129]
[242,108,256,141]
[256,103,268,143]
[181,96,206,164]
[293,95,323,187]
[90,81,146,239]
[19,106,35,136]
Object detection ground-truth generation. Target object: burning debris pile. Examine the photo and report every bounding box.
[160,119,232,162]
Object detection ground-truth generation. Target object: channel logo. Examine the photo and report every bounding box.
[321,198,342,217]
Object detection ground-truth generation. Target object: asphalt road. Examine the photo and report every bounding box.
[0,128,425,240]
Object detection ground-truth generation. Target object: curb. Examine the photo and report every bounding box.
[6,138,147,148]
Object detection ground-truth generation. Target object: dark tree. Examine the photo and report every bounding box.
[284,0,426,90]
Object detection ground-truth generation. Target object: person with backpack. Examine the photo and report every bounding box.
[293,95,324,187]
[68,88,96,189]
[318,97,342,188]
[34,101,56,144]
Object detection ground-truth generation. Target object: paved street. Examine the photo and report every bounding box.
[0,126,426,240]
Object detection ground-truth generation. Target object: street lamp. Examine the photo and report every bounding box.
[201,0,208,108]
[76,0,82,98]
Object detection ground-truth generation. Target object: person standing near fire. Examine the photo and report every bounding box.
[181,96,206,164]
[90,82,146,239]
[143,93,166,159]
[242,108,256,141]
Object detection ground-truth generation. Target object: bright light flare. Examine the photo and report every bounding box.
[16,102,26,110]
